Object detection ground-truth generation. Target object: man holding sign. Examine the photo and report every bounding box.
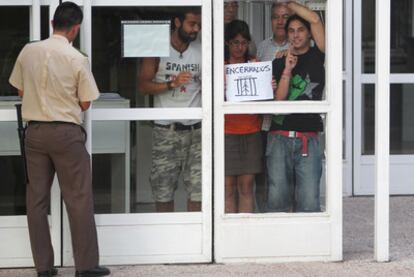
[267,1,325,213]
[138,7,202,212]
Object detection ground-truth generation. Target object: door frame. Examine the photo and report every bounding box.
[352,0,414,195]
[213,0,343,262]
[0,0,61,268]
[62,0,212,266]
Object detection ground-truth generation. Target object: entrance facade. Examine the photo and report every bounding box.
[0,0,345,267]
[0,0,212,267]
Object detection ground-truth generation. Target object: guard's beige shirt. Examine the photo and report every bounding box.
[9,34,99,125]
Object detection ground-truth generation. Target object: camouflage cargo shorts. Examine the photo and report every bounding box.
[150,125,202,202]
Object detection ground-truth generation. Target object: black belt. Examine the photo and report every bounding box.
[28,121,79,126]
[154,122,201,131]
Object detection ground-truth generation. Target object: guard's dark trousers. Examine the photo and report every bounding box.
[25,122,99,272]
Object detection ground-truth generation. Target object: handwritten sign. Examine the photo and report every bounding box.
[225,61,273,102]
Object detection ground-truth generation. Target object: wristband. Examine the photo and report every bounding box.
[282,70,292,76]
[167,81,175,90]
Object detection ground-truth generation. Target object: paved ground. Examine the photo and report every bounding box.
[1,197,414,277]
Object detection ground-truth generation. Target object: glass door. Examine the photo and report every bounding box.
[62,0,212,265]
[0,0,61,268]
[214,0,342,262]
[353,0,414,195]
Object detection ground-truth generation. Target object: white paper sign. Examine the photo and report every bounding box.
[225,61,273,102]
[122,21,170,57]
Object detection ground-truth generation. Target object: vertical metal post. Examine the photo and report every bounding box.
[81,0,93,156]
[374,0,390,262]
[31,0,41,41]
[326,0,343,261]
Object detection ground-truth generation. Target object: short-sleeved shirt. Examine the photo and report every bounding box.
[9,34,100,125]
[270,46,325,132]
[257,36,289,62]
[153,41,201,126]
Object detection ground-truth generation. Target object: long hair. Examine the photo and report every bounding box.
[224,19,251,62]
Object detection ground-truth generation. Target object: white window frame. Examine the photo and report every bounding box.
[353,0,414,196]
[213,0,342,262]
[0,0,61,268]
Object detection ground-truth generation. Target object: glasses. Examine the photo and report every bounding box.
[229,40,250,47]
[271,14,290,20]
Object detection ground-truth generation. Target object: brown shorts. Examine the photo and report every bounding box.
[225,132,263,176]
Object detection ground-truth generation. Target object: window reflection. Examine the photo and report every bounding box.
[362,0,414,73]
[224,2,327,214]
[92,6,185,107]
[0,6,49,216]
[362,84,414,155]
[91,120,202,214]
[91,6,203,214]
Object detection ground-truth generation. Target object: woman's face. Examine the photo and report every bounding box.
[227,34,249,60]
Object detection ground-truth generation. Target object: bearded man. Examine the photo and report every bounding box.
[138,7,202,212]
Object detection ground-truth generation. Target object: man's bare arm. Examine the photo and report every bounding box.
[138,57,170,95]
[138,57,192,95]
[79,101,91,111]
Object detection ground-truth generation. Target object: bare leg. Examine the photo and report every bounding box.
[156,201,174,212]
[237,174,255,213]
[225,176,238,213]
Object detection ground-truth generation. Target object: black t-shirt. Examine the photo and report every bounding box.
[271,47,325,132]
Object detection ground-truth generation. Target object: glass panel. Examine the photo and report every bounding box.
[361,0,375,73]
[92,6,202,108]
[224,114,326,214]
[0,7,48,216]
[91,119,202,214]
[0,7,29,97]
[362,84,375,154]
[0,119,26,216]
[362,0,414,73]
[228,3,326,101]
[41,7,50,40]
[362,84,414,155]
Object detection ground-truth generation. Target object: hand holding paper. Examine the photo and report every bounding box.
[225,61,274,102]
[174,71,192,87]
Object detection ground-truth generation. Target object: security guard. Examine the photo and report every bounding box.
[9,2,110,277]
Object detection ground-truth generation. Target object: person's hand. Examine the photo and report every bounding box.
[275,49,288,59]
[173,71,192,87]
[284,48,297,72]
[272,77,277,91]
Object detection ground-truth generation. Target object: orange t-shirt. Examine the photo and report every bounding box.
[225,114,262,134]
